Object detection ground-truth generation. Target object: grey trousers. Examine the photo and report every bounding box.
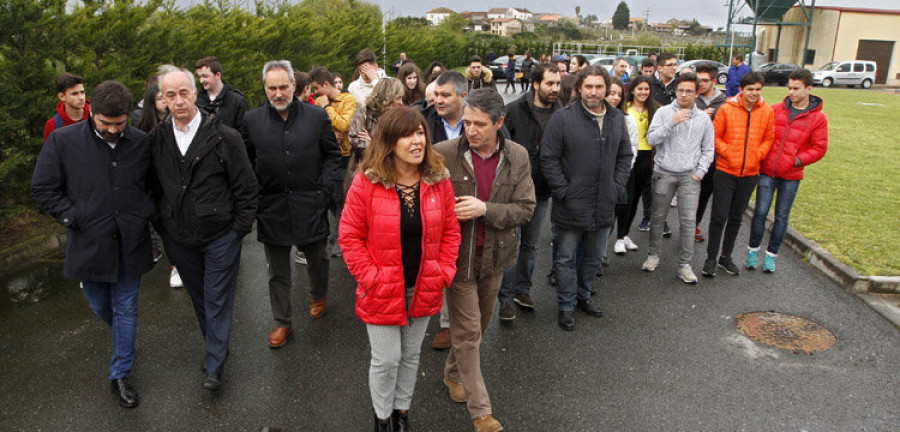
[366,316,431,419]
[648,172,700,265]
[263,240,330,326]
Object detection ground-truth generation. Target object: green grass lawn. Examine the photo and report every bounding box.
[757,86,899,276]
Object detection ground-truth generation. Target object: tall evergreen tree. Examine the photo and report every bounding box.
[613,1,630,30]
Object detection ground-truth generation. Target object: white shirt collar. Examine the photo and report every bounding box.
[173,110,202,156]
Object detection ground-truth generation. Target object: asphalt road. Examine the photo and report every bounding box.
[1,201,898,431]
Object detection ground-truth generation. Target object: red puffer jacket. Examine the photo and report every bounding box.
[339,170,460,326]
[761,95,828,181]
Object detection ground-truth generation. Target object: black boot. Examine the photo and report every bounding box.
[392,409,410,432]
[374,411,393,432]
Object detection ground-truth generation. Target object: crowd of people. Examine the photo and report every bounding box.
[31,48,828,432]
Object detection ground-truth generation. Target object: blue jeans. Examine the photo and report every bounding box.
[163,230,243,375]
[749,174,800,255]
[554,226,611,311]
[499,198,549,302]
[81,257,141,380]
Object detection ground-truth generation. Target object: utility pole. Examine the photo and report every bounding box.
[645,6,650,31]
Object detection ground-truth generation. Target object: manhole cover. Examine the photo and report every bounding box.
[735,312,836,354]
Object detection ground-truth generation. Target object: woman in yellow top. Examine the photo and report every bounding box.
[614,75,660,254]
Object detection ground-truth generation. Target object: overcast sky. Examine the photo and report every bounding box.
[387,0,898,30]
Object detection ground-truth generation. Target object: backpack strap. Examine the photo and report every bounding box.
[53,113,64,129]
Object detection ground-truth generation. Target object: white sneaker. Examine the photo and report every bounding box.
[678,264,698,284]
[169,267,183,288]
[623,236,639,251]
[294,250,307,265]
[614,239,627,254]
[642,255,660,272]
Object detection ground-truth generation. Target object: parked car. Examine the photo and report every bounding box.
[488,55,522,82]
[588,55,632,77]
[755,63,801,86]
[678,60,729,85]
[812,60,877,88]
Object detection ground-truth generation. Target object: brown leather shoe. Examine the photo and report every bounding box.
[268,326,291,348]
[473,414,503,432]
[443,375,466,403]
[431,328,451,350]
[309,298,327,318]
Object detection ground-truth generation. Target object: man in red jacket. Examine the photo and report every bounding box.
[746,69,827,273]
[43,72,90,140]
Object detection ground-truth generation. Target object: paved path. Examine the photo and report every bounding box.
[1,206,897,431]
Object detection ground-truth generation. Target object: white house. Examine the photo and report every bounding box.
[426,7,455,26]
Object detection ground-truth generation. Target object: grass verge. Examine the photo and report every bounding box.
[758,86,898,276]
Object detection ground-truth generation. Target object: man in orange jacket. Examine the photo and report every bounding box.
[702,71,774,277]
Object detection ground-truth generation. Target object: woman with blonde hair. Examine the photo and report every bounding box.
[340,106,460,431]
[345,77,405,195]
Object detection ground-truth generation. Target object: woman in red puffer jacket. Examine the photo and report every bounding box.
[339,107,460,431]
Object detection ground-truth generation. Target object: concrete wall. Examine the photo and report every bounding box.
[758,8,900,85]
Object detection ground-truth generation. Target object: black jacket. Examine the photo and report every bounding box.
[423,104,452,144]
[149,111,258,249]
[423,104,511,146]
[242,100,343,246]
[520,58,536,79]
[32,119,155,282]
[540,100,633,230]
[197,83,249,130]
[504,90,560,199]
[650,73,676,106]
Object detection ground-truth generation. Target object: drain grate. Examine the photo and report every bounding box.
[736,312,836,354]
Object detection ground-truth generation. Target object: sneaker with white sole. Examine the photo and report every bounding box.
[642,255,660,272]
[677,264,698,284]
[718,256,740,275]
[662,222,673,237]
[637,216,650,232]
[169,267,183,288]
[623,236,639,251]
[701,258,717,277]
[614,239,627,254]
[745,250,758,270]
[294,250,307,265]
[762,254,776,273]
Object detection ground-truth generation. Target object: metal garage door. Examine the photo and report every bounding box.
[856,40,893,84]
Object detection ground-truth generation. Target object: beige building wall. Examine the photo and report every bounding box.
[758,8,900,85]
[833,11,900,85]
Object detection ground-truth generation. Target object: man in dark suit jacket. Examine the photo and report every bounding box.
[150,65,258,392]
[32,80,154,409]
[241,60,342,348]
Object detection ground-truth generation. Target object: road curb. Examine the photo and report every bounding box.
[745,203,899,294]
[0,231,66,274]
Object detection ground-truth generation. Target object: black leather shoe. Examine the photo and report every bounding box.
[577,298,604,317]
[110,378,139,408]
[392,409,410,432]
[202,373,222,391]
[557,311,575,331]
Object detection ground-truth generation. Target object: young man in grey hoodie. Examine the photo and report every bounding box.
[641,72,714,283]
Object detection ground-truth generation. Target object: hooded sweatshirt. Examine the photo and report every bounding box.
[43,101,91,141]
[713,94,775,178]
[647,100,715,178]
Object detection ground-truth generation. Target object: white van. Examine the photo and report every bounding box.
[812,60,877,89]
